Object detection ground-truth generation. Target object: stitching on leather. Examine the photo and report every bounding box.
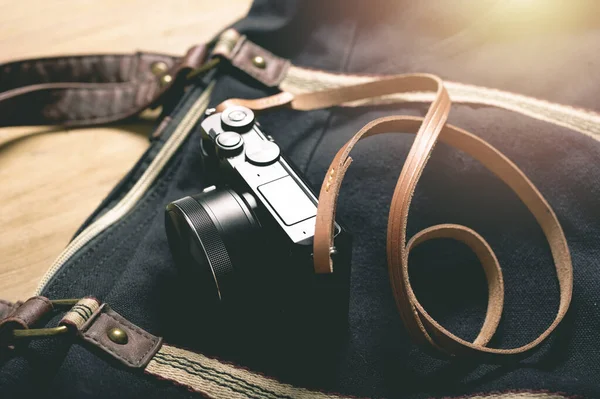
[104,312,156,342]
[85,327,136,367]
[83,312,158,367]
[137,337,161,365]
[233,41,289,85]
[102,312,159,364]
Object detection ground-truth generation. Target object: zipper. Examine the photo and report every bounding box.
[36,81,215,295]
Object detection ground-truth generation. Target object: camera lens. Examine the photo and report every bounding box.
[165,188,260,302]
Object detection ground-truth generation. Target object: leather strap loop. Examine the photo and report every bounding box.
[314,115,572,359]
[215,73,573,360]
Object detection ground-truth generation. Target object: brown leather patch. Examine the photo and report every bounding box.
[230,39,290,87]
[80,304,162,368]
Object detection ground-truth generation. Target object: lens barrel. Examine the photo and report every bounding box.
[165,188,260,302]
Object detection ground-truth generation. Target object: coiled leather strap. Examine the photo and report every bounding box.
[216,73,573,359]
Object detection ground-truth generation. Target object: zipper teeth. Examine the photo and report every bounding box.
[36,82,215,295]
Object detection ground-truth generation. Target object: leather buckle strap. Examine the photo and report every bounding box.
[0,297,80,345]
[0,296,162,368]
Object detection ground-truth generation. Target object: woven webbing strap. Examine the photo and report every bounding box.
[145,344,572,399]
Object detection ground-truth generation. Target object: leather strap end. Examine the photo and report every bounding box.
[313,156,353,274]
[79,304,163,369]
[213,29,291,87]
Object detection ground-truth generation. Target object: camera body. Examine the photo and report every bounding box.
[165,106,352,377]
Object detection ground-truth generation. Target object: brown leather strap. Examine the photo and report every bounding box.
[0,45,207,127]
[212,29,291,87]
[77,303,163,368]
[0,296,162,368]
[215,73,573,360]
[0,296,53,347]
[0,296,53,332]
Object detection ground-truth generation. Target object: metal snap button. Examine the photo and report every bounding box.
[252,55,267,69]
[107,327,128,345]
[151,61,169,76]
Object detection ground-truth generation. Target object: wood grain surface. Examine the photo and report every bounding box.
[0,0,251,301]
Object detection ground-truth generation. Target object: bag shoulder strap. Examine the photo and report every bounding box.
[0,29,289,128]
[0,46,207,127]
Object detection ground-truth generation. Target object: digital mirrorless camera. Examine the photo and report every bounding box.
[164,105,351,369]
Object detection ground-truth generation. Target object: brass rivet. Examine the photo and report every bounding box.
[160,74,173,86]
[151,61,169,76]
[252,55,267,69]
[107,327,128,345]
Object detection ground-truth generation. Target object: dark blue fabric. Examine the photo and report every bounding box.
[2,1,600,398]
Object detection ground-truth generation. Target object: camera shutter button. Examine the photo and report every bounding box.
[221,106,255,132]
[215,131,244,156]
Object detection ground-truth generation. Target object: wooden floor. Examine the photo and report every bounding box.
[0,0,251,301]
